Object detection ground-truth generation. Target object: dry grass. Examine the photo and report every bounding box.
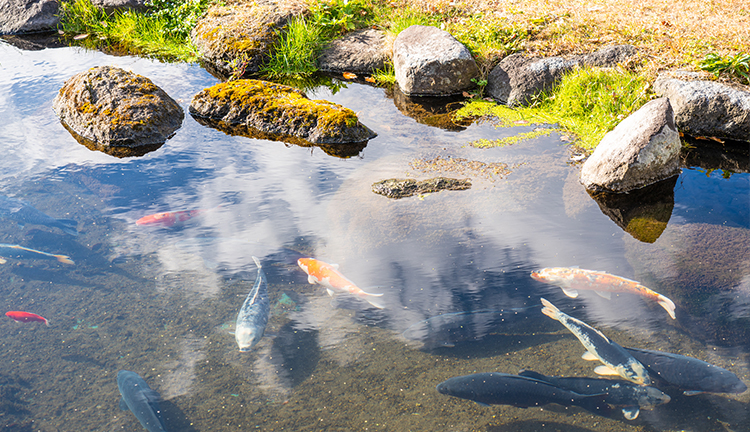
[395,0,750,79]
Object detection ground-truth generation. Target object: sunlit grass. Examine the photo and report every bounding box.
[260,17,324,79]
[456,67,651,150]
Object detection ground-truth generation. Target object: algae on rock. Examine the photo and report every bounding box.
[189,79,376,146]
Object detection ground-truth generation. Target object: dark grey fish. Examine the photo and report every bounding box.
[235,256,270,352]
[0,195,78,235]
[436,372,611,416]
[541,298,650,385]
[518,369,671,420]
[624,347,748,395]
[402,305,539,348]
[117,370,167,432]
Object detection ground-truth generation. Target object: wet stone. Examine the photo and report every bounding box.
[317,29,388,74]
[52,65,184,154]
[372,177,472,199]
[189,79,376,145]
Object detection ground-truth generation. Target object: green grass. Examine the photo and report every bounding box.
[699,52,750,84]
[58,0,208,62]
[455,67,651,150]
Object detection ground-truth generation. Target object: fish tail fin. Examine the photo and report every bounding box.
[56,218,79,236]
[55,254,75,265]
[363,294,386,309]
[252,256,262,269]
[540,297,559,320]
[657,294,676,319]
[577,393,612,418]
[44,318,50,327]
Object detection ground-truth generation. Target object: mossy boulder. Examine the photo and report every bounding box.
[190,0,307,79]
[189,79,376,145]
[52,66,183,155]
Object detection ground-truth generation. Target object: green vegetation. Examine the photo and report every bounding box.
[468,128,556,148]
[58,0,210,62]
[699,52,750,84]
[259,17,324,79]
[455,67,651,150]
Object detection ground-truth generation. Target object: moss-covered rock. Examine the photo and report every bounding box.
[52,65,183,154]
[189,79,376,145]
[190,0,307,80]
[372,177,471,199]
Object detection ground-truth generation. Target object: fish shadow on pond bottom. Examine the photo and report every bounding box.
[155,399,199,432]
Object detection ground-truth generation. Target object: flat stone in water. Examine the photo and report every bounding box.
[372,177,471,199]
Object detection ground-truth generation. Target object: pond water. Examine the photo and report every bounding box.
[1,39,749,432]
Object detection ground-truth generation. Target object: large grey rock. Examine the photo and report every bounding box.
[486,53,580,107]
[654,72,750,142]
[190,0,305,79]
[583,44,637,67]
[393,25,479,96]
[318,29,388,74]
[53,66,183,153]
[189,79,376,145]
[0,0,59,35]
[580,97,682,192]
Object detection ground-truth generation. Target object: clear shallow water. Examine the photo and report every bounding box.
[1,40,749,432]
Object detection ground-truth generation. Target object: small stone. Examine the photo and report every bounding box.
[372,177,471,199]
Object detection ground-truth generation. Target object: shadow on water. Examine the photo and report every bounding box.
[681,136,750,173]
[191,116,370,159]
[487,420,601,432]
[385,85,472,131]
[160,399,200,432]
[587,175,677,244]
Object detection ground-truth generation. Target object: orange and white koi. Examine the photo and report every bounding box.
[531,267,676,319]
[136,206,217,227]
[297,258,385,309]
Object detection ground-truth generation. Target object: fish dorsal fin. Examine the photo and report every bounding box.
[252,256,261,269]
[474,401,491,407]
[622,406,640,420]
[0,257,6,264]
[307,275,317,284]
[142,388,162,403]
[119,398,130,411]
[594,290,612,300]
[582,351,599,361]
[561,288,579,298]
[326,288,335,297]
[683,390,704,396]
[594,365,620,376]
[330,263,339,269]
[571,265,579,269]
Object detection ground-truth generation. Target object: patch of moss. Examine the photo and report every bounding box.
[468,128,556,148]
[199,79,360,136]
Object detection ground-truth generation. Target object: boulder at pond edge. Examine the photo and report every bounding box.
[580,97,681,193]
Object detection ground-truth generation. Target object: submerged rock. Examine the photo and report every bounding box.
[654,71,750,142]
[318,29,388,74]
[190,0,305,79]
[580,97,681,193]
[52,66,183,154]
[372,177,471,199]
[189,79,376,145]
[393,25,479,96]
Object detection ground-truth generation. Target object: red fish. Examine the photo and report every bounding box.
[6,311,49,326]
[136,207,215,227]
[297,258,385,309]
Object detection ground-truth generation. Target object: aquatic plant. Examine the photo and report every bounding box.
[699,52,750,84]
[455,67,651,150]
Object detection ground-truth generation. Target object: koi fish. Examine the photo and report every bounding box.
[235,256,270,352]
[623,347,748,395]
[117,370,168,432]
[519,369,670,420]
[297,258,385,309]
[531,267,676,319]
[136,206,218,227]
[0,195,78,236]
[436,372,611,416]
[6,311,49,326]
[0,244,74,265]
[540,298,650,385]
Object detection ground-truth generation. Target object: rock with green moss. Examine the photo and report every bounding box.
[189,79,376,144]
[52,66,184,154]
[190,0,306,79]
[372,178,471,199]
